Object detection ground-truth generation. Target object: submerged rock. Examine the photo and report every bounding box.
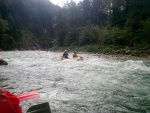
[0,59,8,65]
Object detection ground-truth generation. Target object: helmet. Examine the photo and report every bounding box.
[65,50,67,52]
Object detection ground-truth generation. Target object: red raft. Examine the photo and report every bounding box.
[0,90,22,113]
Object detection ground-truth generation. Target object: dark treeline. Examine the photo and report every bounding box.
[0,0,150,55]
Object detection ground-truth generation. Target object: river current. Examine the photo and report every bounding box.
[0,51,150,113]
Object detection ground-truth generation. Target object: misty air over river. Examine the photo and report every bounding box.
[0,51,150,113]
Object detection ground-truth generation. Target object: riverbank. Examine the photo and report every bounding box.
[95,53,150,61]
[0,46,149,60]
[49,45,150,60]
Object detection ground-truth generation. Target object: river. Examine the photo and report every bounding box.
[0,51,150,113]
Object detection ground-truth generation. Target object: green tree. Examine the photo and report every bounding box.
[140,19,150,49]
[91,0,107,26]
[0,15,14,50]
[78,22,100,45]
[81,0,92,23]
[53,11,67,46]
[109,0,128,27]
[124,0,150,46]
[63,1,83,27]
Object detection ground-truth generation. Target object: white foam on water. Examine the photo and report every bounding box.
[0,51,149,113]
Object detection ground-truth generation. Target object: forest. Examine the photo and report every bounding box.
[0,0,150,56]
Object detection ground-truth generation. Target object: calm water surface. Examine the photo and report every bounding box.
[0,51,150,113]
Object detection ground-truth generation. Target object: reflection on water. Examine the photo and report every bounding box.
[0,51,150,113]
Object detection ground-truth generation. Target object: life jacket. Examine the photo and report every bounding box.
[0,90,22,113]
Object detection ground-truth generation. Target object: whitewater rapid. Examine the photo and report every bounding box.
[0,51,150,113]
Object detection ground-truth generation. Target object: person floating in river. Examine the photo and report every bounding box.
[63,50,69,59]
[72,51,78,58]
[72,51,83,60]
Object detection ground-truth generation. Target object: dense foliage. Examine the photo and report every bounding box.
[0,0,150,55]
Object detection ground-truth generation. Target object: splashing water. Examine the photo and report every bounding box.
[0,51,150,113]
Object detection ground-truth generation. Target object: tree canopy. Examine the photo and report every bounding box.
[0,0,149,55]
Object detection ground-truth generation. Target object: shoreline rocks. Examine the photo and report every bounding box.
[0,59,8,65]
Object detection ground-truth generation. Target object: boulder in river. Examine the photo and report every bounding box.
[0,59,8,65]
